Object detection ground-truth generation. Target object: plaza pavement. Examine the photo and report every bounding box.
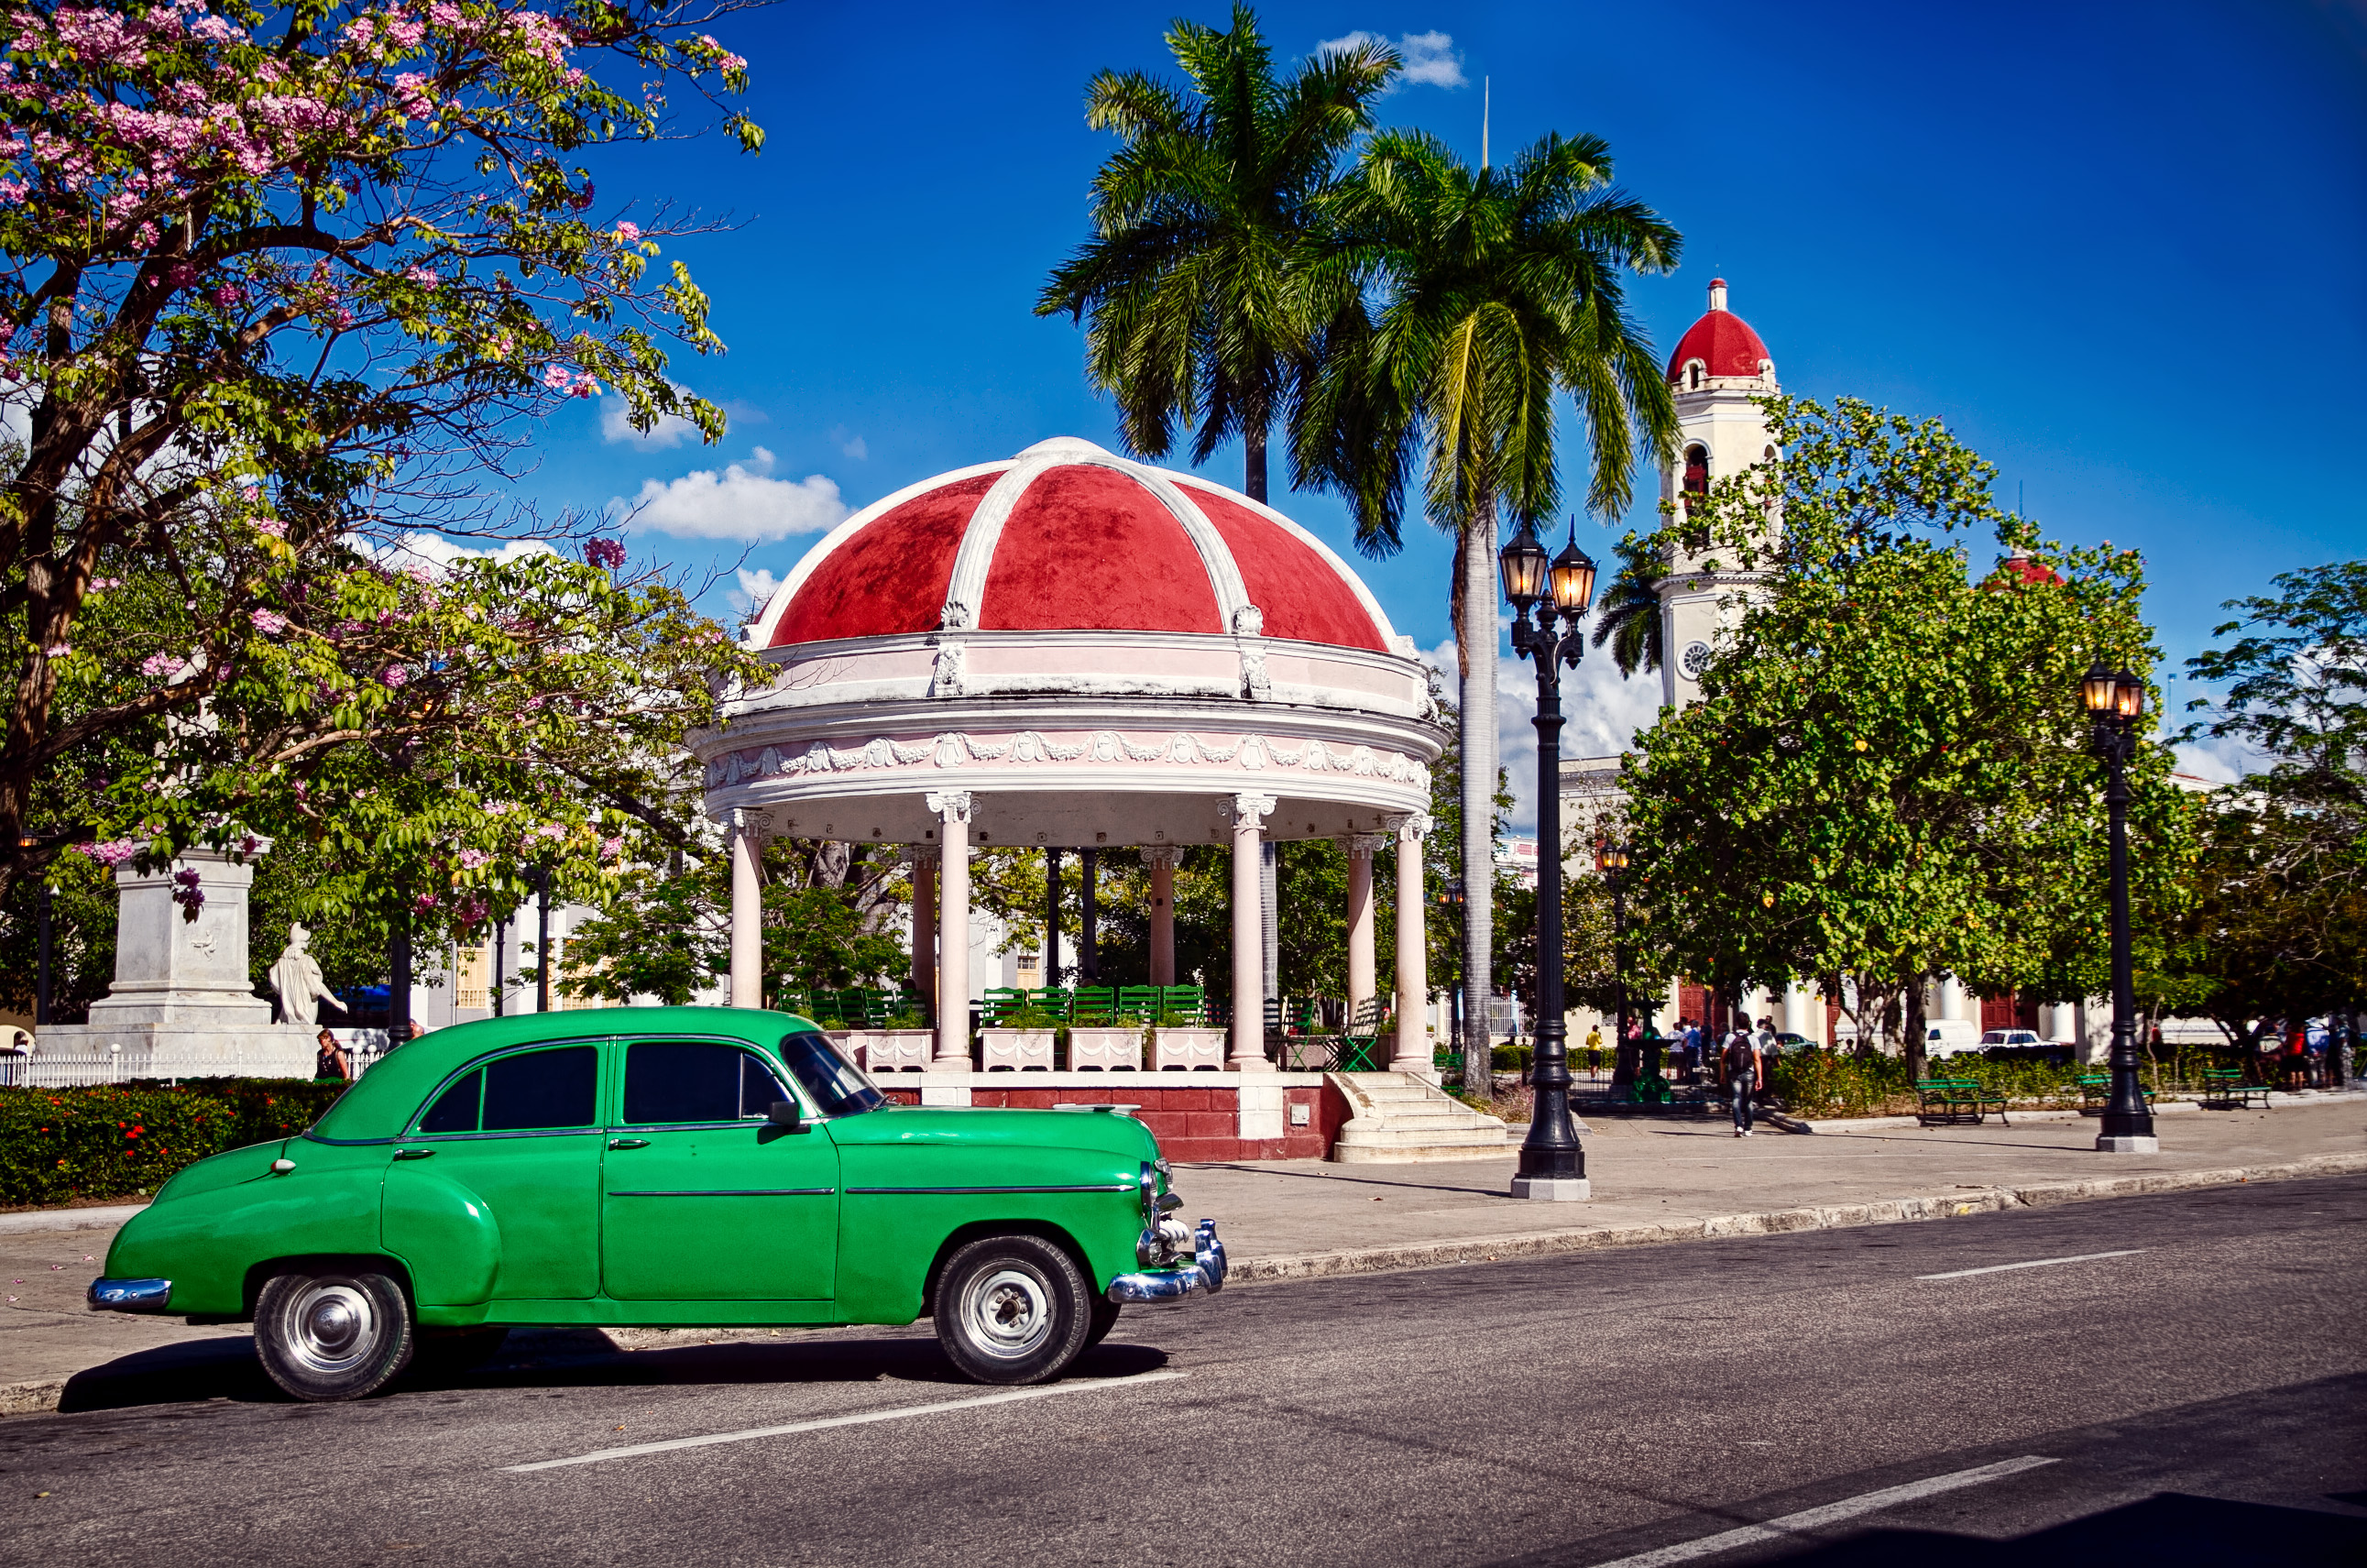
[1,1092,2358,1416]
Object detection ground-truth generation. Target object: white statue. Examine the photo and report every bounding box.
[269,925,334,1026]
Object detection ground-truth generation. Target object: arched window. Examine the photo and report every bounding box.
[1687,363,1703,390]
[1682,444,1709,503]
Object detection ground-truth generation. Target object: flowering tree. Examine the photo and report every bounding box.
[0,0,761,903]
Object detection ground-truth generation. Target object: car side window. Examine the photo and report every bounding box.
[480,1046,598,1131]
[621,1040,789,1125]
[419,1069,483,1134]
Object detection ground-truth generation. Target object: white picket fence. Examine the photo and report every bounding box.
[0,1027,394,1089]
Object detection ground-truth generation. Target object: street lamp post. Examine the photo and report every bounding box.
[2082,663,2159,1154]
[1502,519,1598,1201]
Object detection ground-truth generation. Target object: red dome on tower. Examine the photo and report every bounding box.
[1666,278,1774,384]
[753,437,1397,653]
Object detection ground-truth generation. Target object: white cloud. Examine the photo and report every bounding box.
[366,531,555,574]
[729,566,781,621]
[1318,28,1466,89]
[1419,617,1664,838]
[599,384,703,450]
[831,424,868,461]
[612,447,849,543]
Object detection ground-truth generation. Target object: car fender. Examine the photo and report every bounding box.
[381,1168,503,1308]
[105,1152,384,1317]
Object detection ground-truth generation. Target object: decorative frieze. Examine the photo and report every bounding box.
[706,729,1430,789]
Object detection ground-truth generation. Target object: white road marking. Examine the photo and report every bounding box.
[1585,1455,2060,1568]
[1917,1249,2149,1280]
[503,1369,1189,1473]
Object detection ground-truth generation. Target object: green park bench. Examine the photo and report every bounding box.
[1916,1078,2009,1125]
[2198,1069,2272,1110]
[2078,1073,2157,1112]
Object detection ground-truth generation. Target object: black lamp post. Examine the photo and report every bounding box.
[2082,663,2159,1153]
[1437,877,1465,1069]
[1503,518,1598,1201]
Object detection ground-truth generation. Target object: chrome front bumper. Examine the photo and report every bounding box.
[88,1277,171,1312]
[1106,1217,1226,1304]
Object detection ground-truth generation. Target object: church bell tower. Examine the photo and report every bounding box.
[1657,279,1779,711]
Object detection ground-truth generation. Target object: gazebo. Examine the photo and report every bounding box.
[697,435,1445,1091]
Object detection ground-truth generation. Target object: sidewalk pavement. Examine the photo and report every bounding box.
[3,1095,2360,1416]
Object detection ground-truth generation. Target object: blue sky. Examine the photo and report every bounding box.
[513,0,2367,826]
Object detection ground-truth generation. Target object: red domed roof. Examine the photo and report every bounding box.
[1666,278,1774,384]
[756,438,1397,652]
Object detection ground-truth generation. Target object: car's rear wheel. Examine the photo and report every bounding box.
[254,1266,415,1402]
[933,1234,1091,1386]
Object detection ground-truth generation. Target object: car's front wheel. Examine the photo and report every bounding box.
[254,1265,415,1402]
[933,1234,1092,1385]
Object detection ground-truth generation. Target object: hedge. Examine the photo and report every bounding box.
[0,1079,351,1209]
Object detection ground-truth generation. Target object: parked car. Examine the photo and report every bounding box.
[91,1007,1223,1400]
[1923,1020,1983,1058]
[1979,1029,2044,1048]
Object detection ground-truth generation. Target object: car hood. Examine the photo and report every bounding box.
[831,1104,1161,1162]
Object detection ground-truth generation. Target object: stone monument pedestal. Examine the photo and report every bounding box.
[39,846,317,1080]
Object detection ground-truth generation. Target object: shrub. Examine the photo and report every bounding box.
[0,1079,350,1208]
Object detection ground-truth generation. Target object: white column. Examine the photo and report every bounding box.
[2047,1001,2077,1045]
[926,791,972,1066]
[1230,793,1277,1069]
[1782,980,1814,1038]
[729,808,769,1009]
[909,848,937,1006]
[1937,975,1968,1023]
[1145,845,1181,986]
[1343,833,1381,1020]
[1388,812,1431,1076]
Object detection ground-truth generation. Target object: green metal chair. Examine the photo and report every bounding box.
[1069,985,1117,1025]
[981,987,1030,1026]
[1333,995,1387,1071]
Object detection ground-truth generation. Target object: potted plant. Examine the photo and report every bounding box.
[979,1003,1058,1071]
[847,1007,934,1073]
[1149,1008,1225,1071]
[1068,1008,1145,1071]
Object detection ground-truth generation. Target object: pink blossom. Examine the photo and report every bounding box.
[255,516,287,539]
[457,847,491,869]
[414,891,440,913]
[140,652,187,677]
[249,609,288,635]
[43,642,69,658]
[211,285,245,309]
[585,538,626,570]
[380,665,409,688]
[599,836,623,861]
[542,363,574,391]
[534,823,566,840]
[404,265,439,286]
[612,221,640,242]
[76,839,142,867]
[90,577,120,590]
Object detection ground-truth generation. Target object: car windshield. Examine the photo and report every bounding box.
[776,1029,886,1117]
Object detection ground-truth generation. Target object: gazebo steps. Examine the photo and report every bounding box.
[1326,1070,1511,1163]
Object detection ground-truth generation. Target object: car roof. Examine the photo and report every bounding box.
[309,1006,816,1142]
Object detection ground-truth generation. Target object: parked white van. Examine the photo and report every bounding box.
[1923,1020,1982,1057]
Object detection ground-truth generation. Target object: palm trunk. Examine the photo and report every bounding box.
[1458,508,1496,1099]
[1902,969,1927,1084]
[1244,422,1267,504]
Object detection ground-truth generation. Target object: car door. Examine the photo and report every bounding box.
[382,1041,607,1302]
[600,1036,840,1300]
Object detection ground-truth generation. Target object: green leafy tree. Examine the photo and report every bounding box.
[1036,6,1397,500]
[1589,532,1666,678]
[0,0,762,906]
[1622,396,2191,1082]
[1291,126,1680,1090]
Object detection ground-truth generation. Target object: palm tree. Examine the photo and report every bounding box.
[1591,531,1667,678]
[1293,128,1680,1094]
[1035,7,1397,502]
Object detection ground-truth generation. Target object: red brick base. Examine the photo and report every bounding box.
[876,1080,1352,1162]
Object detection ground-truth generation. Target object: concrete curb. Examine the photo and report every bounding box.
[0,1203,147,1235]
[1228,1150,2367,1285]
[1763,1102,2207,1135]
[0,1380,67,1417]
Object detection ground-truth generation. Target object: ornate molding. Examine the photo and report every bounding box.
[1231,792,1277,830]
[705,729,1430,790]
[729,806,777,839]
[923,789,973,822]
[1142,845,1186,871]
[927,636,967,697]
[1385,809,1433,842]
[1340,831,1388,856]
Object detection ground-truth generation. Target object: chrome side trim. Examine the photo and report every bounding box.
[88,1277,171,1312]
[844,1183,1134,1196]
[606,1189,836,1198]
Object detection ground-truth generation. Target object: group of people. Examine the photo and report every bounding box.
[1576,1014,1789,1135]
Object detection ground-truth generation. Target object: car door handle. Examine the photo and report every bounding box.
[608,1137,650,1151]
[393,1147,435,1160]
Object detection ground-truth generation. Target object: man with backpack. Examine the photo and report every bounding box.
[1723,1024,1759,1136]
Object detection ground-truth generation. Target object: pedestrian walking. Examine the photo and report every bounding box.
[1723,1025,1759,1136]
[314,1028,350,1082]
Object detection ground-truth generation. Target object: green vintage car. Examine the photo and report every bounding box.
[90,1007,1223,1400]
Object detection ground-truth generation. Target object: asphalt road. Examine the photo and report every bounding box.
[3,1177,2363,1566]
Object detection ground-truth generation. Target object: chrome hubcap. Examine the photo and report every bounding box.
[285,1282,378,1375]
[962,1266,1052,1359]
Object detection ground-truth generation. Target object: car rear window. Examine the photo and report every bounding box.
[414,1046,598,1134]
[621,1040,789,1124]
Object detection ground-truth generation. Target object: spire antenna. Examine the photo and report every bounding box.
[1481,76,1490,170]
